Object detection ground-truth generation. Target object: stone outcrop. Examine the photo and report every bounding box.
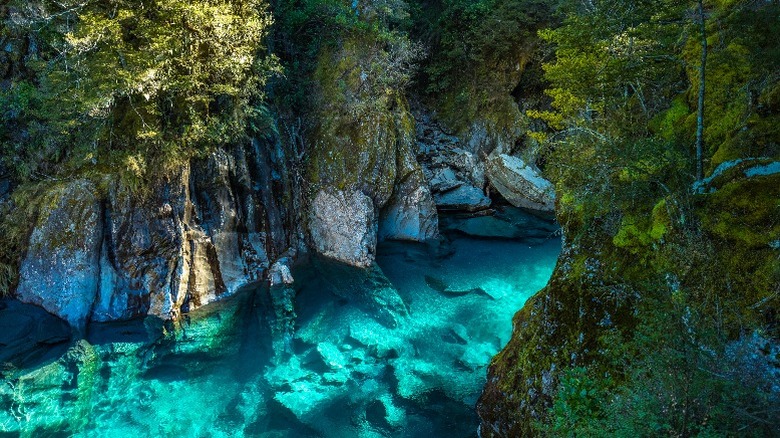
[415,108,557,216]
[304,38,439,266]
[14,139,296,327]
[378,145,439,241]
[477,159,780,436]
[415,110,492,212]
[486,154,556,213]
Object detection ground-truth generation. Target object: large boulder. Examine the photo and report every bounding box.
[434,185,491,212]
[16,180,103,329]
[307,38,439,248]
[309,188,377,268]
[486,154,556,213]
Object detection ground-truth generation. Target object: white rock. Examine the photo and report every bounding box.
[486,154,555,212]
[309,188,377,267]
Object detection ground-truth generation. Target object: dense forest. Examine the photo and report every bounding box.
[1,0,778,436]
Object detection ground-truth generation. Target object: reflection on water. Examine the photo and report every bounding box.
[1,221,560,437]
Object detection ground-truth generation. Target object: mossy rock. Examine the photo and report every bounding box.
[700,171,780,249]
[307,36,418,206]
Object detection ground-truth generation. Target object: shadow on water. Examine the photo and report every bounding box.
[0,299,72,374]
[0,207,561,437]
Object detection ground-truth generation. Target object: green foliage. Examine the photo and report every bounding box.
[0,0,280,294]
[694,3,780,167]
[520,1,780,435]
[410,0,555,135]
[272,0,423,196]
[1,0,279,182]
[701,173,780,248]
[532,0,687,142]
[543,367,613,436]
[543,292,780,437]
[420,0,549,92]
[272,0,418,114]
[0,184,48,297]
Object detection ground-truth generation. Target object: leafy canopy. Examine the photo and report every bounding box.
[1,0,280,181]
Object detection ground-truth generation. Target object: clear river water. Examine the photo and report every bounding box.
[1,211,560,438]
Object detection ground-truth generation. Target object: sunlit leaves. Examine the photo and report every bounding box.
[1,0,280,181]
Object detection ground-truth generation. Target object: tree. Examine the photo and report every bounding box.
[695,0,707,181]
[1,0,280,182]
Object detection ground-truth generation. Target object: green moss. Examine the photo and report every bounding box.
[701,174,780,248]
[306,36,416,201]
[650,96,690,142]
[649,200,669,240]
[612,200,668,254]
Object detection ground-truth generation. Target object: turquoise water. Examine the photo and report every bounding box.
[0,231,560,437]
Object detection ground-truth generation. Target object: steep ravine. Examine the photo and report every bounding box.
[1,1,579,434]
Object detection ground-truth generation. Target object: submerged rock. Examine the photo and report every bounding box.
[307,256,409,328]
[440,205,559,241]
[424,275,493,299]
[486,154,556,213]
[0,299,71,369]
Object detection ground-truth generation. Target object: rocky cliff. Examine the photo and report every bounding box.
[5,93,556,332]
[14,138,298,329]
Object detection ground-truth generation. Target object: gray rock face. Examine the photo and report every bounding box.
[379,183,438,241]
[269,257,295,287]
[309,188,377,268]
[464,119,521,158]
[415,109,493,213]
[378,146,439,242]
[16,180,103,329]
[15,139,296,326]
[486,154,556,212]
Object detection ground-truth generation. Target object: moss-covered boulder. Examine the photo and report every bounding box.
[478,159,780,436]
[305,35,438,264]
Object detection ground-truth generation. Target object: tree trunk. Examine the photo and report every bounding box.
[695,0,707,181]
